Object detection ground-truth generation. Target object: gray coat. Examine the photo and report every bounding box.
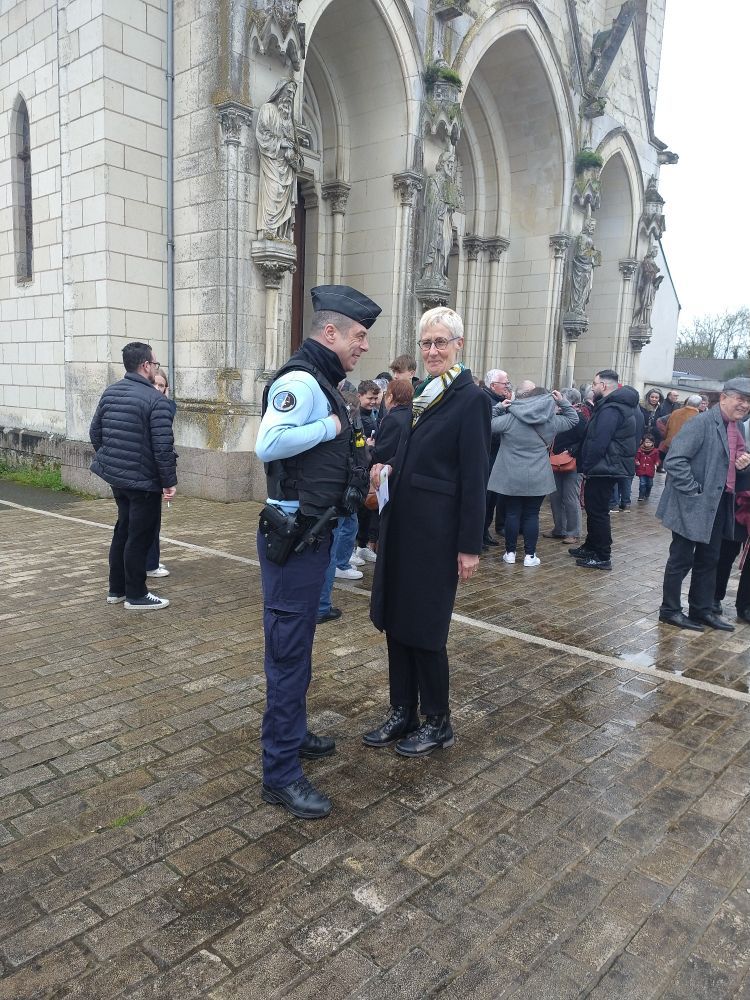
[488,395,578,496]
[656,404,744,543]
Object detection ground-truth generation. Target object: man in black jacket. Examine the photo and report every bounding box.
[572,369,642,570]
[90,342,177,610]
[482,368,512,546]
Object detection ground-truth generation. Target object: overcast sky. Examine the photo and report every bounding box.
[654,1,749,330]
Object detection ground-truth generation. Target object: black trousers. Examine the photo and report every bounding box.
[109,488,162,600]
[386,633,449,716]
[661,500,728,617]
[583,476,615,559]
[715,537,750,611]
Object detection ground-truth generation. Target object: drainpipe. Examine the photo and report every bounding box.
[166,0,175,391]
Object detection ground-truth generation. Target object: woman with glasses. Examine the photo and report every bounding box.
[365,307,491,756]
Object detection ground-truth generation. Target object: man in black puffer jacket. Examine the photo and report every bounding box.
[90,342,177,610]
[572,369,643,570]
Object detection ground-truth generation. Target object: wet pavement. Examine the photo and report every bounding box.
[1,478,750,998]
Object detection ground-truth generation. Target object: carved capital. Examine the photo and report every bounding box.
[216,101,253,145]
[619,257,639,280]
[415,277,450,309]
[629,323,652,351]
[393,170,423,207]
[562,312,589,341]
[462,234,483,262]
[486,236,510,262]
[321,180,351,215]
[550,232,572,259]
[251,238,297,287]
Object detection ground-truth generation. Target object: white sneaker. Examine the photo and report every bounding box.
[146,565,170,577]
[349,555,365,567]
[106,593,126,604]
[124,592,170,610]
[524,555,541,567]
[335,566,363,580]
[502,552,516,564]
[356,546,377,563]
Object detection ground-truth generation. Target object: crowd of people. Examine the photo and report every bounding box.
[86,288,750,821]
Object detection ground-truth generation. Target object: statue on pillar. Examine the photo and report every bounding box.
[632,246,663,327]
[569,217,601,315]
[420,149,463,283]
[255,79,303,240]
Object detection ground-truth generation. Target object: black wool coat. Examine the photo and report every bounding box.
[370,370,491,651]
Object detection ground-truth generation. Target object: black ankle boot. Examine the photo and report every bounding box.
[394,714,454,757]
[362,705,420,747]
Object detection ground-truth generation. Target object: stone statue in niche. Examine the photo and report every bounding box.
[632,246,663,327]
[420,149,463,283]
[569,217,601,315]
[256,78,303,240]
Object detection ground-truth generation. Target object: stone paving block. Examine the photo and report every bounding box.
[168,827,248,876]
[355,904,439,969]
[421,904,497,969]
[438,953,523,1000]
[145,901,240,965]
[83,897,179,961]
[288,896,373,962]
[59,949,159,1000]
[495,902,573,969]
[0,942,90,1000]
[660,954,735,1000]
[290,827,364,873]
[282,948,379,1000]
[2,901,101,967]
[351,946,449,1000]
[33,858,124,913]
[213,901,302,966]
[209,944,306,999]
[87,862,181,915]
[585,951,666,999]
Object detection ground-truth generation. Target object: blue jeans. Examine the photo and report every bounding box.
[610,477,632,507]
[501,494,545,556]
[318,514,358,616]
[638,475,653,499]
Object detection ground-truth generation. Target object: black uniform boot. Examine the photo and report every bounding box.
[394,714,454,757]
[362,705,420,747]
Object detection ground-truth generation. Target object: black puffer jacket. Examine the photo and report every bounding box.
[580,386,643,478]
[90,373,177,492]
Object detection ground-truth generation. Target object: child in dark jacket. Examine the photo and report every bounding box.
[635,434,660,500]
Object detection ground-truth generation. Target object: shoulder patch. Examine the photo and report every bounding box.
[273,391,297,413]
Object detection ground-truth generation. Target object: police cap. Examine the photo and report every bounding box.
[311,284,382,329]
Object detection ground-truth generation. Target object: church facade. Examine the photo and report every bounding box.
[0,0,678,499]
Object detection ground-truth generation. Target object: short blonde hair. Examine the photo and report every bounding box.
[418,307,464,342]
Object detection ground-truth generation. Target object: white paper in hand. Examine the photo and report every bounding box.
[377,467,390,512]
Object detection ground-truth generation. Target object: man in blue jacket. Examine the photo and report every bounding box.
[571,369,642,570]
[90,342,177,610]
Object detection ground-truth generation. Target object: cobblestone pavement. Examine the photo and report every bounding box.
[1,478,750,999]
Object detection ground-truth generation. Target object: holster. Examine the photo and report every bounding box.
[258,504,303,566]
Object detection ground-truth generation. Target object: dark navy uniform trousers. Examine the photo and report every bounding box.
[257,529,332,788]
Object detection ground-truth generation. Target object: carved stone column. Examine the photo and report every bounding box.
[392,170,423,358]
[216,101,253,371]
[543,233,571,386]
[483,237,509,375]
[615,257,639,380]
[461,234,483,374]
[321,181,350,284]
[251,239,297,376]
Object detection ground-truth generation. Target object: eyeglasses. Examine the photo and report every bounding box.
[148,360,160,368]
[417,336,461,351]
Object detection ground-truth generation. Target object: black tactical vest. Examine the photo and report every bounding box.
[262,353,367,516]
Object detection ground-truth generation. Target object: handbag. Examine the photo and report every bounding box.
[550,449,577,473]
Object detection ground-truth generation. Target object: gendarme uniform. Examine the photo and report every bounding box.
[254,284,381,819]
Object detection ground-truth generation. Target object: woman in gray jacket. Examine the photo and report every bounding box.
[489,387,578,565]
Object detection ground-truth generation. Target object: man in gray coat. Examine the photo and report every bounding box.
[657,378,750,631]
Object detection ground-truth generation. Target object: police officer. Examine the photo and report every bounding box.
[255,284,382,819]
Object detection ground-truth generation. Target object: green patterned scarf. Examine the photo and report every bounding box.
[411,363,465,427]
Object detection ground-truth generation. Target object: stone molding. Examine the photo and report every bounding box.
[550,233,572,259]
[216,101,253,145]
[462,234,484,262]
[486,237,510,262]
[629,323,652,352]
[393,170,423,207]
[619,258,639,280]
[321,180,351,215]
[251,238,297,288]
[249,0,304,70]
[562,312,588,340]
[415,277,450,309]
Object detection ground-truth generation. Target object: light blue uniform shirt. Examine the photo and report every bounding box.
[255,370,339,513]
